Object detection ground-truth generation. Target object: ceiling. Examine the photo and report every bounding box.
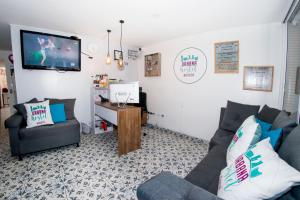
[0,0,293,50]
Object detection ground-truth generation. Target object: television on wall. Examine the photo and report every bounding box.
[20,30,81,71]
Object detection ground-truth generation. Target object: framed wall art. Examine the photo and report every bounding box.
[215,40,239,73]
[243,66,274,92]
[145,53,161,77]
[114,50,123,60]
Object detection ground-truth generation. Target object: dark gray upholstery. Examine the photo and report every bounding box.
[185,144,227,194]
[272,111,297,130]
[137,172,222,200]
[13,98,38,121]
[209,129,234,151]
[19,119,79,140]
[257,105,281,124]
[5,112,80,160]
[218,107,226,128]
[277,126,300,200]
[271,111,297,151]
[220,101,260,132]
[137,104,300,200]
[46,98,76,120]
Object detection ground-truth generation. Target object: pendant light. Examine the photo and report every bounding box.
[117,20,125,70]
[106,29,111,65]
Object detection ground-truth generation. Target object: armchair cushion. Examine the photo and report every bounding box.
[19,119,79,140]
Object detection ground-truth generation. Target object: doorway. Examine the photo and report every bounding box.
[0,58,11,118]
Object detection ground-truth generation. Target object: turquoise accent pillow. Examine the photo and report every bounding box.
[50,104,66,123]
[260,128,283,149]
[256,118,272,132]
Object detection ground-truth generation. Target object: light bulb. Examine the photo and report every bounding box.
[106,54,111,65]
[117,57,124,70]
[118,58,123,67]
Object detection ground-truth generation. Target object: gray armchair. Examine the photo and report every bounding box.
[5,112,80,160]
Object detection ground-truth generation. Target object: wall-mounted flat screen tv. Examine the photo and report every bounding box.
[20,30,81,71]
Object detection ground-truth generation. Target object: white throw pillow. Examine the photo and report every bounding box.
[218,139,300,200]
[239,115,256,129]
[24,100,54,128]
[226,116,261,164]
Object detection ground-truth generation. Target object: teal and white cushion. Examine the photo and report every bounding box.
[226,115,261,163]
[218,139,300,200]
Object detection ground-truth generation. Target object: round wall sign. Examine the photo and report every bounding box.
[173,47,207,84]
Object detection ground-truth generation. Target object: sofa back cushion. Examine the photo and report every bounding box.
[13,98,38,122]
[46,98,76,120]
[277,126,300,200]
[272,111,297,151]
[220,101,260,132]
[257,105,281,124]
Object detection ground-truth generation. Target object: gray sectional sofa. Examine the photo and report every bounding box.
[137,102,300,200]
[4,98,80,160]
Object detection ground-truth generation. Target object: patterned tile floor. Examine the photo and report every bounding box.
[0,110,208,200]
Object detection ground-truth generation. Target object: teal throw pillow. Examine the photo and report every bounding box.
[260,128,283,149]
[50,103,66,123]
[256,118,272,132]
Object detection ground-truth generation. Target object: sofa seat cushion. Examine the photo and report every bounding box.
[19,119,79,140]
[185,144,227,195]
[209,129,235,151]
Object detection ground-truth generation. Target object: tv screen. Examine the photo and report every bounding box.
[20,30,81,71]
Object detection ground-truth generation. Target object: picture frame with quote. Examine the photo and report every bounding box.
[215,40,239,73]
[114,50,123,60]
[243,66,274,92]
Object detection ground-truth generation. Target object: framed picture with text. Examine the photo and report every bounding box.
[215,40,239,73]
[114,50,123,60]
[243,66,274,92]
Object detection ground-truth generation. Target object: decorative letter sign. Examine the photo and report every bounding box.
[173,47,207,84]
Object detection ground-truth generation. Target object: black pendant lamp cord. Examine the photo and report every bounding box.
[107,30,111,55]
[120,20,123,57]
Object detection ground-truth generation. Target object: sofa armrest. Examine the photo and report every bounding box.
[5,113,24,128]
[137,171,222,200]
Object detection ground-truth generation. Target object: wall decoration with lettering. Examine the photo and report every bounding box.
[215,41,239,73]
[145,53,161,77]
[243,66,274,92]
[173,47,207,84]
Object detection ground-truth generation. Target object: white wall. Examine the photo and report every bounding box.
[283,23,300,113]
[137,23,287,140]
[0,49,16,110]
[10,24,138,125]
